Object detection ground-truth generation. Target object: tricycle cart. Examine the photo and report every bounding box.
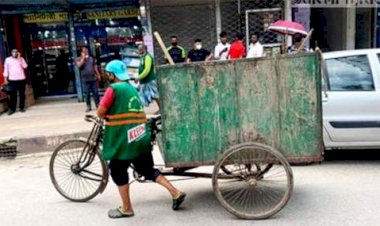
[49,53,323,220]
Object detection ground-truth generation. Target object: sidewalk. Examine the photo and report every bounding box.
[0,97,158,155]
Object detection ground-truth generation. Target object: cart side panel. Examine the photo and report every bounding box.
[198,63,240,163]
[277,55,323,162]
[158,65,202,165]
[235,59,280,147]
[157,53,323,167]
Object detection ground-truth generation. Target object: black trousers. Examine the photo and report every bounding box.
[83,81,99,109]
[109,152,161,186]
[8,80,26,112]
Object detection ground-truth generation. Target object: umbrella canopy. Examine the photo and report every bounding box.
[268,20,308,37]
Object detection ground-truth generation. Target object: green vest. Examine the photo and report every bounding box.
[102,82,151,160]
[138,53,156,84]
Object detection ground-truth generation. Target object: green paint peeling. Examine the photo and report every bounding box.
[157,53,323,167]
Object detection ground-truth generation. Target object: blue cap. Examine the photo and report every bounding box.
[105,60,129,81]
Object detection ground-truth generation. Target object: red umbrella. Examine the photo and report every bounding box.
[268,20,308,37]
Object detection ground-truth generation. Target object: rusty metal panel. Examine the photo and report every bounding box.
[158,66,202,165]
[157,53,323,167]
[235,58,280,147]
[197,62,240,163]
[276,55,323,162]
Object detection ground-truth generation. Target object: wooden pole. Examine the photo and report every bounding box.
[297,28,314,53]
[153,31,175,65]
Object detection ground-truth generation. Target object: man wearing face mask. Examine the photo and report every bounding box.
[98,60,186,218]
[186,39,212,63]
[166,36,186,63]
[76,47,101,112]
[3,49,28,115]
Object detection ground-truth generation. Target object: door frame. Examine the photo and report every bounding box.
[245,8,282,51]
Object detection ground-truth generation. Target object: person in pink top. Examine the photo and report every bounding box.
[3,49,28,115]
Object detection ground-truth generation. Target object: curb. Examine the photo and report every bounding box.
[1,113,157,158]
[16,131,90,155]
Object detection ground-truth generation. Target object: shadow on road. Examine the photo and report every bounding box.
[324,149,380,161]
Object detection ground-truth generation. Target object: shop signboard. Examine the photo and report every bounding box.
[87,9,140,20]
[24,8,140,24]
[24,12,68,23]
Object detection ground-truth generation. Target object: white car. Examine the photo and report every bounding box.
[322,49,380,149]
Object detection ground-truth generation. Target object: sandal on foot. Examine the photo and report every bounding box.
[108,207,134,219]
[172,192,186,210]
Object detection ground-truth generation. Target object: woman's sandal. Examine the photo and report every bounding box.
[108,207,135,219]
[172,192,186,210]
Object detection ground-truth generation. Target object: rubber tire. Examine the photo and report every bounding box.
[49,138,108,202]
[212,142,294,220]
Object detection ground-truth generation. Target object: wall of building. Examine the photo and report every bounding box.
[150,0,216,64]
[150,0,284,64]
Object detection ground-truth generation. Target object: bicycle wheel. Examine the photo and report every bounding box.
[49,139,108,202]
[212,142,293,220]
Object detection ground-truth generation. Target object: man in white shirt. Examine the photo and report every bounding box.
[214,31,230,61]
[247,34,264,58]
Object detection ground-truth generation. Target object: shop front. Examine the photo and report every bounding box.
[0,0,148,101]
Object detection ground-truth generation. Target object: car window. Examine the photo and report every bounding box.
[325,55,375,91]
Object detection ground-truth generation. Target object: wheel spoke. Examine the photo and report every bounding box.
[213,143,293,220]
[50,139,107,202]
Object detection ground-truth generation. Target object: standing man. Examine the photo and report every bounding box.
[98,60,186,218]
[76,47,101,112]
[166,36,186,63]
[137,45,160,108]
[214,31,230,61]
[247,33,264,58]
[3,49,28,115]
[228,33,246,59]
[186,39,212,63]
[288,33,310,53]
[56,49,70,92]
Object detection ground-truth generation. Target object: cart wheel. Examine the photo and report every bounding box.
[49,139,108,202]
[212,142,293,220]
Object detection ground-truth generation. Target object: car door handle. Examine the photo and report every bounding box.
[322,92,328,103]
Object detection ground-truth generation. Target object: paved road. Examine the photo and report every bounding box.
[1,150,380,226]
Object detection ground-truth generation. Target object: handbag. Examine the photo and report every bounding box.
[2,83,14,93]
